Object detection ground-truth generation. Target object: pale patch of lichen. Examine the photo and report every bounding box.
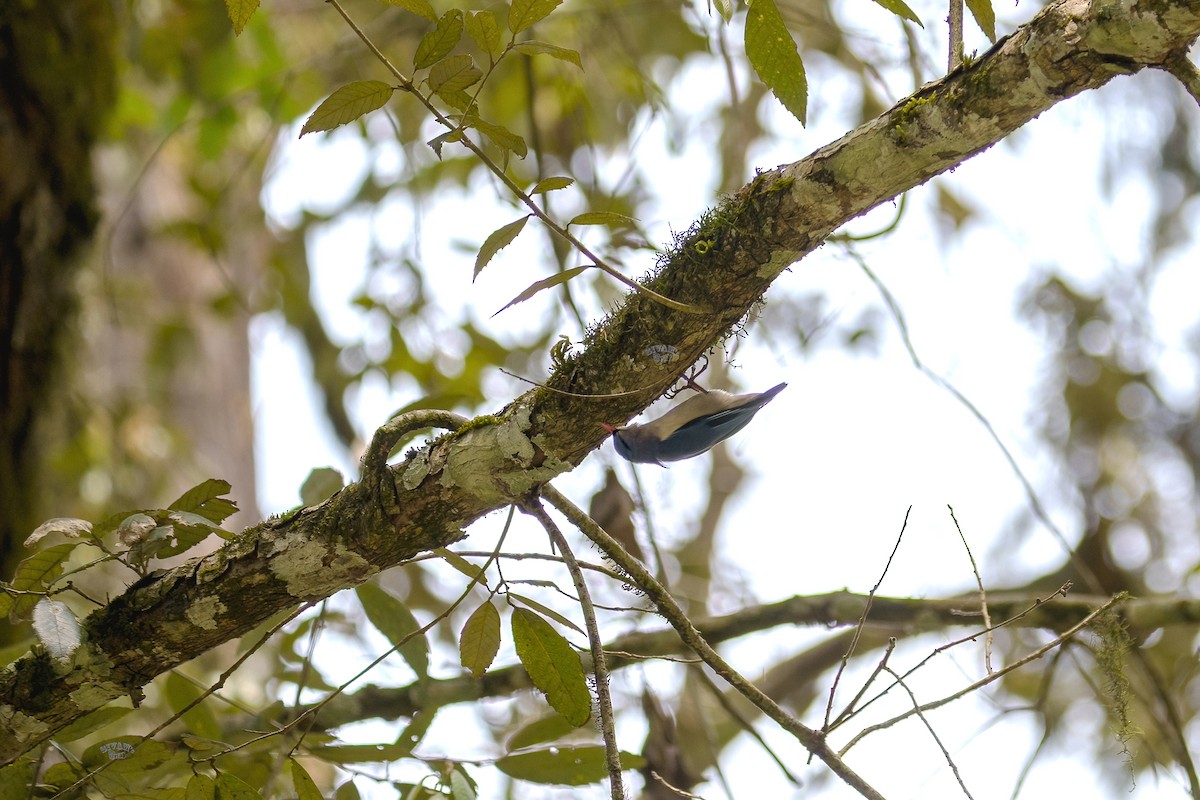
[436,406,571,504]
[402,450,431,491]
[757,248,801,279]
[0,704,50,742]
[268,537,373,598]
[185,595,226,631]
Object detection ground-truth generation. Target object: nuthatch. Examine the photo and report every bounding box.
[602,382,786,465]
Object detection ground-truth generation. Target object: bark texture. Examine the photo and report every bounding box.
[1,0,1198,766]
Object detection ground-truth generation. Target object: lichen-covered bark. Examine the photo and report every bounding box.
[1,0,1198,765]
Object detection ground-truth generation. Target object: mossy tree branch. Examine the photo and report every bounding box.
[1,0,1197,769]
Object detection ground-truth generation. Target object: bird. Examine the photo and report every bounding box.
[602,382,786,465]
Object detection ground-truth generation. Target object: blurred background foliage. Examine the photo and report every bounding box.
[2,0,1200,796]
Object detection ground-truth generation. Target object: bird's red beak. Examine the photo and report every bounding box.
[599,423,619,433]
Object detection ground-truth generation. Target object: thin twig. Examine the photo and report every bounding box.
[948,0,964,71]
[824,506,911,730]
[1161,50,1200,108]
[541,485,889,800]
[830,583,1073,733]
[521,493,624,799]
[326,0,701,315]
[884,667,976,799]
[948,506,992,673]
[839,593,1127,755]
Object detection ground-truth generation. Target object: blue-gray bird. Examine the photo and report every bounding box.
[602,382,786,464]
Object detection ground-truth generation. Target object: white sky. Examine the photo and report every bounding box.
[252,6,1200,798]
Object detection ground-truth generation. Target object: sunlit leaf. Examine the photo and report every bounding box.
[567,211,636,227]
[531,176,574,194]
[290,758,323,800]
[310,741,417,763]
[170,478,238,524]
[447,763,477,800]
[471,118,527,157]
[80,737,174,774]
[459,599,501,677]
[301,81,394,137]
[966,0,997,41]
[474,215,531,280]
[224,0,259,35]
[466,11,501,58]
[415,10,464,70]
[493,267,588,317]
[356,583,430,679]
[434,548,488,584]
[509,0,563,34]
[32,599,80,664]
[745,0,807,125]
[713,0,733,22]
[430,55,483,96]
[511,41,582,69]
[381,0,437,22]
[497,746,646,785]
[334,780,362,800]
[508,592,584,634]
[867,0,922,25]
[428,129,465,157]
[510,608,590,726]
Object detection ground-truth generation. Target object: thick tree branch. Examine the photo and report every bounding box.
[2,0,1197,766]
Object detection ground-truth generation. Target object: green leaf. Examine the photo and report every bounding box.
[356,583,430,679]
[474,215,531,280]
[0,541,79,619]
[381,0,437,22]
[301,81,394,137]
[0,761,36,800]
[471,118,528,157]
[866,0,922,25]
[54,706,134,744]
[713,0,733,22]
[459,600,501,677]
[496,746,646,785]
[215,772,263,800]
[447,764,477,800]
[428,129,465,158]
[493,267,588,317]
[508,592,584,634]
[530,176,574,194]
[567,211,637,227]
[186,774,217,800]
[434,548,488,584]
[290,759,323,800]
[745,0,807,125]
[511,41,582,69]
[509,0,563,34]
[465,11,501,58]
[164,671,223,740]
[505,714,576,751]
[300,467,344,506]
[415,10,465,70]
[224,0,259,35]
[965,0,996,41]
[510,608,590,726]
[310,741,417,763]
[170,478,238,524]
[429,55,483,96]
[335,780,362,800]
